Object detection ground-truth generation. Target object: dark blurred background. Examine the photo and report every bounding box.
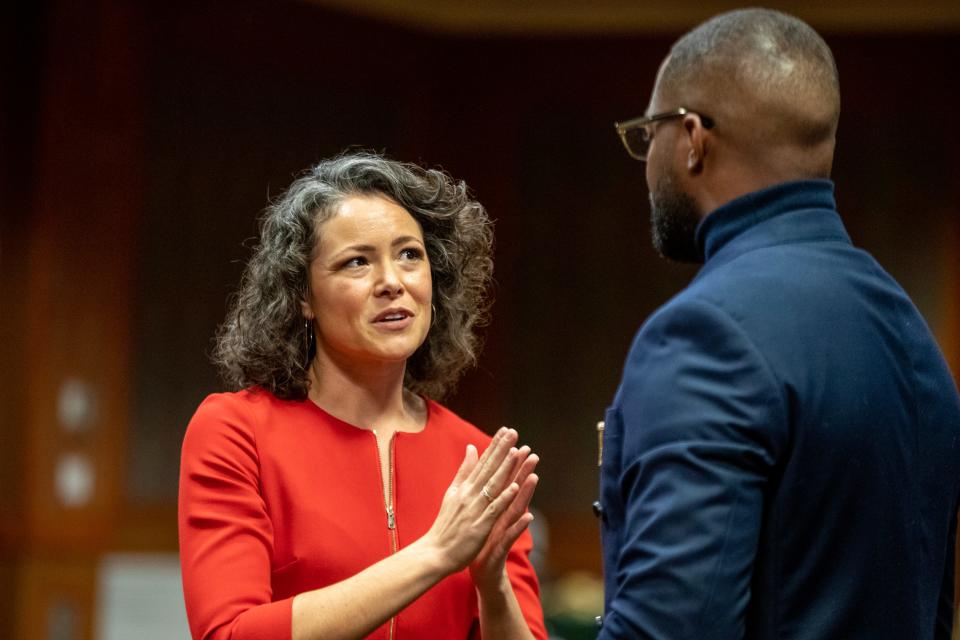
[2,0,959,637]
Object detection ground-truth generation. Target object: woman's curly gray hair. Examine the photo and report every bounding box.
[213,151,494,400]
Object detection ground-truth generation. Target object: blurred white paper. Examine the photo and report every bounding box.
[95,553,190,640]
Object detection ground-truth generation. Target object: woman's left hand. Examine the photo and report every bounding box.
[468,445,540,595]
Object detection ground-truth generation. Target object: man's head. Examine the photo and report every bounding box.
[638,8,840,261]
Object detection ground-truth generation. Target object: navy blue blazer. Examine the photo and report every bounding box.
[598,180,960,639]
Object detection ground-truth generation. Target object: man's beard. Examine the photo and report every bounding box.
[649,168,703,263]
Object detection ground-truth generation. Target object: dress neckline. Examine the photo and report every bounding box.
[301,394,435,437]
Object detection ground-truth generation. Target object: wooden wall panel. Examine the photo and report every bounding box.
[24,0,143,552]
[12,0,145,635]
[14,556,97,640]
[1,2,47,637]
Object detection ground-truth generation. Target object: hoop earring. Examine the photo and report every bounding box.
[431,303,438,328]
[303,318,315,363]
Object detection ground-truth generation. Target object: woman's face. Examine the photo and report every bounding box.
[302,194,433,368]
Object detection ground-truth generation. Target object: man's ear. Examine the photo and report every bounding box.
[683,114,707,174]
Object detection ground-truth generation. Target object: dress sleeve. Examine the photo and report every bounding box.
[178,394,293,640]
[598,299,788,639]
[505,527,548,640]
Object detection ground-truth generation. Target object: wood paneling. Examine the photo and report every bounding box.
[1,2,46,636]
[11,0,145,635]
[24,0,142,552]
[14,555,97,640]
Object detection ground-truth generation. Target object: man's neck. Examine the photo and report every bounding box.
[696,144,833,218]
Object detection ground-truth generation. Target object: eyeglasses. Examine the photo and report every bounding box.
[614,107,715,162]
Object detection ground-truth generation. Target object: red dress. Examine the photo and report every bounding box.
[178,389,547,640]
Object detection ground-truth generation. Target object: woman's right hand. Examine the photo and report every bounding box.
[422,427,534,574]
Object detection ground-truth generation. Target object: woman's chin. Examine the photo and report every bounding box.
[358,344,422,366]
[368,332,429,363]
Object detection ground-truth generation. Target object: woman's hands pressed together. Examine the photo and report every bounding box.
[423,427,540,583]
[286,426,541,640]
[468,440,540,594]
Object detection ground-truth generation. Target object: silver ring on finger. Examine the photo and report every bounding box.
[481,487,494,503]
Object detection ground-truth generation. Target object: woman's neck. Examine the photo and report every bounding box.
[306,352,426,433]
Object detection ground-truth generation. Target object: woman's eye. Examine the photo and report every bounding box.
[399,247,423,261]
[342,256,368,269]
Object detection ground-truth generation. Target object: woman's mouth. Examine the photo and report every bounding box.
[372,308,415,329]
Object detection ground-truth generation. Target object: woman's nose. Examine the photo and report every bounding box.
[375,263,404,298]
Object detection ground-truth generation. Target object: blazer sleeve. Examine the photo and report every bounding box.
[599,299,788,639]
[178,394,293,640]
[935,502,957,639]
[503,527,548,640]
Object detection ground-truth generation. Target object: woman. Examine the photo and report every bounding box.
[178,151,546,640]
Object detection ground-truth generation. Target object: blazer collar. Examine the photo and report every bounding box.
[695,179,848,263]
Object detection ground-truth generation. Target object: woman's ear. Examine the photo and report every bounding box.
[300,298,313,320]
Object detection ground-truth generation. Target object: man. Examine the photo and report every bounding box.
[598,8,960,639]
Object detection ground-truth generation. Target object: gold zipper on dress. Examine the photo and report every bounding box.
[373,430,398,640]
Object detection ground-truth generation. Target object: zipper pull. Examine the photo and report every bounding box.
[386,506,396,530]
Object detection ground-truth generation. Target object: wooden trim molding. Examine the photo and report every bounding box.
[304,0,960,35]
